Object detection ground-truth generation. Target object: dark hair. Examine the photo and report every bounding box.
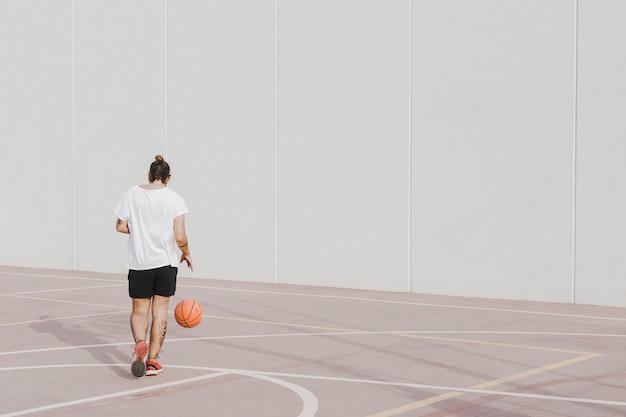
[149,155,170,183]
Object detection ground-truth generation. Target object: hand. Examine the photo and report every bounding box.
[180,253,193,271]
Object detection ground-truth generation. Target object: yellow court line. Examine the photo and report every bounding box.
[195,322,606,416]
[371,391,467,416]
[0,310,129,327]
[5,294,129,310]
[6,290,607,416]
[5,294,602,355]
[5,294,359,333]
[0,270,125,283]
[393,332,594,355]
[472,352,601,390]
[5,293,603,355]
[4,283,124,296]
[6,293,357,333]
[367,351,602,417]
[205,314,360,333]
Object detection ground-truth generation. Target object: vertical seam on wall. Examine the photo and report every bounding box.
[408,0,413,293]
[572,0,579,304]
[72,0,77,270]
[275,0,279,285]
[165,0,169,158]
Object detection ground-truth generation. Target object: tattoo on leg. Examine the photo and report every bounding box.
[159,321,167,347]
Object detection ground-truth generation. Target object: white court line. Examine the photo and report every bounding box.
[5,285,625,342]
[380,330,626,338]
[229,369,318,417]
[4,283,124,296]
[0,367,229,417]
[0,365,318,417]
[0,341,138,357]
[2,363,623,412]
[1,329,617,358]
[3,270,626,323]
[180,284,626,323]
[0,270,127,283]
[2,289,626,344]
[0,332,353,357]
[163,329,626,352]
[0,310,128,328]
[257,370,626,408]
[0,271,125,283]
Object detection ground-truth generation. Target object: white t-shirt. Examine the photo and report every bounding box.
[114,185,188,270]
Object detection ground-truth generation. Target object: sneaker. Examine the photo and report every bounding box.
[131,341,148,377]
[146,361,163,376]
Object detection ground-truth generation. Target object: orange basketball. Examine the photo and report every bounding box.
[174,299,203,328]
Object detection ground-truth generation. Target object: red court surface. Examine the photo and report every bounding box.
[2,265,626,416]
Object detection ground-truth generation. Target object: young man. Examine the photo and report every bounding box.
[115,155,193,377]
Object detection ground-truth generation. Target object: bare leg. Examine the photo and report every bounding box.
[148,295,170,361]
[130,298,151,343]
[130,298,151,377]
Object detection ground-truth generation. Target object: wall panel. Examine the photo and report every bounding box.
[4,1,626,307]
[168,0,277,281]
[278,0,410,291]
[0,0,74,269]
[74,0,166,272]
[575,0,626,307]
[411,0,575,302]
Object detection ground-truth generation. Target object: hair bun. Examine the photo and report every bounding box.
[155,155,164,162]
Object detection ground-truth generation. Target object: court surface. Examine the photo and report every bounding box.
[2,265,626,417]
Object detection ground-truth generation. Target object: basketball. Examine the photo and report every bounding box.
[174,299,203,328]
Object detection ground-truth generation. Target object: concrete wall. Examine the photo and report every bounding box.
[1,1,625,307]
[411,0,575,302]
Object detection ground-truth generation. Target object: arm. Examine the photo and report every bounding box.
[116,218,130,234]
[174,214,193,270]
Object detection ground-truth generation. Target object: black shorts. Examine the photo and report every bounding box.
[128,266,177,298]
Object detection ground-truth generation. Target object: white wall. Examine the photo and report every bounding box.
[74,0,167,272]
[575,0,626,306]
[0,1,74,269]
[167,0,276,282]
[2,1,626,307]
[277,0,410,291]
[411,0,575,302]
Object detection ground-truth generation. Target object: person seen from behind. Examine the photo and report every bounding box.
[114,155,193,377]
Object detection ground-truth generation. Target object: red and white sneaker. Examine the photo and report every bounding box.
[146,360,163,376]
[131,341,148,377]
